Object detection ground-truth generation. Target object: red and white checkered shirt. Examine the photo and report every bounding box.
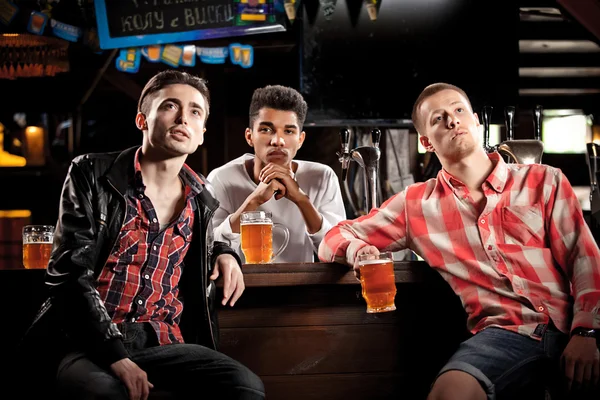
[97,148,202,345]
[319,152,600,339]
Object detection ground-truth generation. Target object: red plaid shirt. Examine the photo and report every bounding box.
[319,152,600,339]
[97,148,202,345]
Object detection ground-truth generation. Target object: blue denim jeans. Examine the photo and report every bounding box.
[56,322,264,399]
[436,325,569,400]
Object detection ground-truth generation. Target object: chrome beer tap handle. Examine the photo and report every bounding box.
[533,105,543,141]
[504,106,515,141]
[482,106,494,152]
[371,128,381,148]
[338,128,351,181]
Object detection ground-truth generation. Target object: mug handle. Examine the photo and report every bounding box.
[272,223,290,262]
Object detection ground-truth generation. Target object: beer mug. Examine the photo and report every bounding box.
[240,211,289,264]
[22,225,54,269]
[357,252,397,313]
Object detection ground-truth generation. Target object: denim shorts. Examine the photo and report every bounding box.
[435,325,568,400]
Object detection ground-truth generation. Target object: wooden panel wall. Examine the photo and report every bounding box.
[216,274,468,400]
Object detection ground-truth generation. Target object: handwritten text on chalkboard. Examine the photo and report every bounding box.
[106,0,234,38]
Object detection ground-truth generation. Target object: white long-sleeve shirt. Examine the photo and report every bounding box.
[206,154,346,263]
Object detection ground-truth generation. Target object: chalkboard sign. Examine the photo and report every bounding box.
[95,0,286,49]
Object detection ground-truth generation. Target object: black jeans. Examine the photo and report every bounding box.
[55,323,264,399]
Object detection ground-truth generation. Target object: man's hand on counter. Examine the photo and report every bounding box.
[353,245,380,280]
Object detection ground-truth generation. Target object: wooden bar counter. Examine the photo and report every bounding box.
[0,262,468,399]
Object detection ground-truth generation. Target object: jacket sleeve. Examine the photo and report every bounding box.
[45,160,128,367]
[210,241,243,268]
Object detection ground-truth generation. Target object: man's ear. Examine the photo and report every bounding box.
[135,112,147,131]
[473,112,481,127]
[297,131,306,149]
[419,135,435,153]
[244,128,253,147]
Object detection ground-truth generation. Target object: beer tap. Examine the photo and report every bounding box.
[338,128,351,182]
[371,128,381,149]
[533,105,543,141]
[497,105,544,164]
[337,127,382,214]
[482,106,494,153]
[505,106,515,141]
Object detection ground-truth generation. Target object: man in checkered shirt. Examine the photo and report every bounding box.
[319,83,600,400]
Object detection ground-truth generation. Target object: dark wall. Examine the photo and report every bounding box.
[301,0,521,124]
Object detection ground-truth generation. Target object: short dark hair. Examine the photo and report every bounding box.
[248,85,308,130]
[411,83,472,135]
[138,70,210,121]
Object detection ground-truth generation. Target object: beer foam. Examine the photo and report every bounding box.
[240,221,272,225]
[359,259,391,266]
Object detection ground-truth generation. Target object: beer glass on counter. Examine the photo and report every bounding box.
[22,225,54,269]
[358,251,397,313]
[240,211,289,264]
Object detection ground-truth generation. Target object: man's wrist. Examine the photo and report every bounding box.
[571,327,597,338]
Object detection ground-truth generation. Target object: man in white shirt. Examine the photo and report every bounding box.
[207,85,346,263]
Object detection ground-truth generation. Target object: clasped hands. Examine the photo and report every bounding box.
[253,163,304,204]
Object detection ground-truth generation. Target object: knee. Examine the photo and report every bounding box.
[229,365,265,398]
[428,371,487,400]
[58,374,128,400]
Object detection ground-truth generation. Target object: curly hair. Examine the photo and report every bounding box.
[248,85,308,130]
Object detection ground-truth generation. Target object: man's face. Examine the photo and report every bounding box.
[137,83,208,156]
[245,107,305,167]
[418,89,481,162]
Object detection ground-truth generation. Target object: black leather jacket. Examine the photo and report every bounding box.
[25,146,240,368]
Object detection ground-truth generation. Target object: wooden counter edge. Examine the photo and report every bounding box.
[0,261,432,287]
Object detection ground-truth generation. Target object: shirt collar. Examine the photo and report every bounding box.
[439,151,508,193]
[132,147,204,198]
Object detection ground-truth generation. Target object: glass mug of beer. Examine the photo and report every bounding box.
[358,251,397,313]
[240,211,289,264]
[22,225,54,269]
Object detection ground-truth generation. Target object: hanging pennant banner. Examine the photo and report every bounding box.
[319,0,337,20]
[229,43,254,68]
[197,47,229,64]
[115,48,141,73]
[141,45,163,62]
[364,0,380,21]
[181,45,196,67]
[50,19,82,42]
[0,0,18,26]
[27,11,48,35]
[161,44,183,68]
[284,0,301,23]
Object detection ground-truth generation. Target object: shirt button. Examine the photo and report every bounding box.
[538,306,545,312]
[152,218,157,223]
[138,194,143,199]
[153,245,157,251]
[137,299,143,305]
[144,274,150,279]
[131,317,136,323]
[487,245,493,250]
[480,219,486,224]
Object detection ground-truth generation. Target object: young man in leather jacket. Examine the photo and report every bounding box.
[17,70,264,400]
